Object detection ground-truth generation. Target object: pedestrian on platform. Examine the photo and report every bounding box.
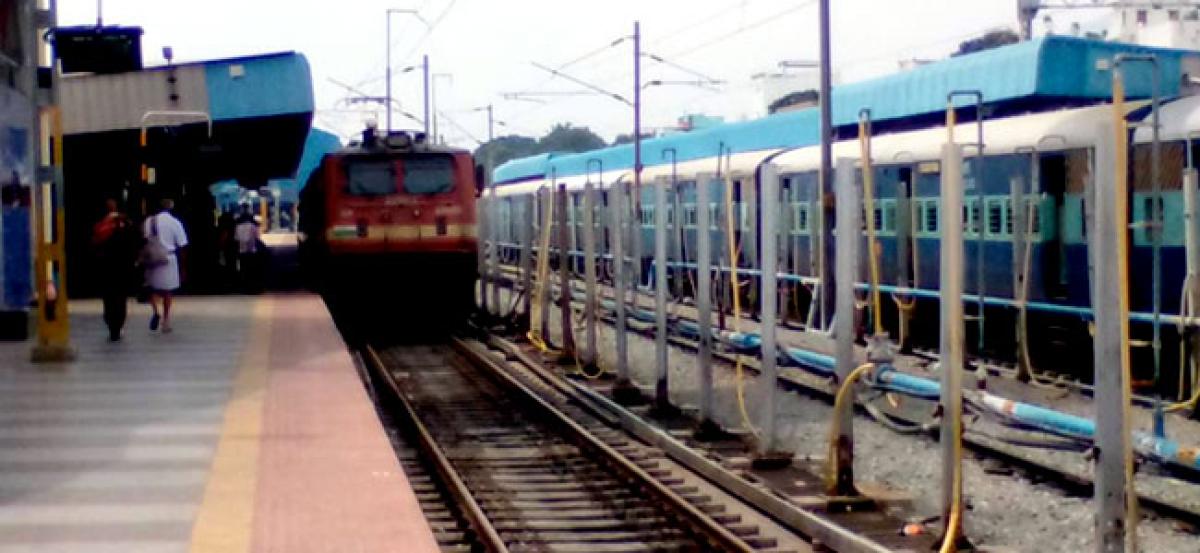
[217,209,238,289]
[234,204,262,293]
[142,198,188,333]
[91,199,139,341]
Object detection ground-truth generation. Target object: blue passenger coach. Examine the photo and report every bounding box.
[488,36,1200,392]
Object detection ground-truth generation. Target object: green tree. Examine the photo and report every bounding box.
[474,123,607,169]
[474,135,539,167]
[537,123,606,153]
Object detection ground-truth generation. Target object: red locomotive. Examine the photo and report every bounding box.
[299,125,479,327]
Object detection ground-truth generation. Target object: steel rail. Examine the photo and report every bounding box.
[484,334,896,553]
[362,346,509,553]
[448,337,759,553]
[480,269,1200,529]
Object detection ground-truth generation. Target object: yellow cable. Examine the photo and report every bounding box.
[893,293,916,347]
[723,176,759,436]
[1168,274,1200,411]
[528,189,555,352]
[824,362,874,491]
[859,116,884,337]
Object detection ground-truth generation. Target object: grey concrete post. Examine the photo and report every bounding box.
[1184,169,1200,398]
[1093,119,1135,553]
[583,181,599,367]
[1011,175,1027,301]
[831,158,861,492]
[539,188,552,341]
[610,179,630,383]
[939,143,967,539]
[558,184,576,358]
[654,176,670,409]
[477,194,489,313]
[757,163,782,456]
[489,178,501,313]
[520,194,534,323]
[696,174,715,424]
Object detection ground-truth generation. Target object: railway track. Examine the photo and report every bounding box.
[481,268,1200,531]
[361,339,820,552]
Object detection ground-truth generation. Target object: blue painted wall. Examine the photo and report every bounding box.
[204,52,314,120]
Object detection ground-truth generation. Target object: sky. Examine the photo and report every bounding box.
[56,0,1113,147]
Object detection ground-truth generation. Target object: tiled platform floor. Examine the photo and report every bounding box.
[0,294,438,553]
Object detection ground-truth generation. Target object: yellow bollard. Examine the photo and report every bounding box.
[31,106,74,363]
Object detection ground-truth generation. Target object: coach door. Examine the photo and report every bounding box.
[1039,153,1069,300]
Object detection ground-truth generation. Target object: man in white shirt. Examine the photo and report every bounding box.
[143,199,188,333]
[233,205,261,292]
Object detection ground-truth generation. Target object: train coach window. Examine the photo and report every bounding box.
[794,204,809,234]
[987,198,1004,238]
[346,160,398,196]
[404,156,456,195]
[923,200,939,235]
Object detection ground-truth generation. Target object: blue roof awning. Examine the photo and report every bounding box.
[494,36,1198,185]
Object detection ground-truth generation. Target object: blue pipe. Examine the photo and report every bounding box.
[504,240,1179,325]
[1134,431,1200,471]
[782,347,837,378]
[874,366,942,400]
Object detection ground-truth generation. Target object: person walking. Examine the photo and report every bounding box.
[234,204,261,293]
[142,198,188,333]
[91,199,139,341]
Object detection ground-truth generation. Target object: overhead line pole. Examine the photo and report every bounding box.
[423,55,431,136]
[385,9,427,133]
[634,20,644,316]
[818,0,835,329]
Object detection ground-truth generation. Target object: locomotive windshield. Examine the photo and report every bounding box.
[343,155,456,196]
[403,155,455,195]
[346,160,398,196]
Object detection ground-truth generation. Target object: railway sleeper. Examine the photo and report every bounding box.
[462,480,626,493]
[496,529,692,544]
[480,506,663,521]
[504,540,700,553]
[486,517,674,532]
[468,488,643,501]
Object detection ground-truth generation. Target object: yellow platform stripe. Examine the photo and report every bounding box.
[189,297,273,553]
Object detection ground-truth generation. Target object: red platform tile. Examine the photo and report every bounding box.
[250,294,439,552]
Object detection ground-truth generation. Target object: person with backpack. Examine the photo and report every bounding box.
[141,198,188,333]
[91,199,139,341]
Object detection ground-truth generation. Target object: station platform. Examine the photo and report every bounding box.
[0,294,440,553]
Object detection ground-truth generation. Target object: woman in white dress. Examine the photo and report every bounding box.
[143,199,188,333]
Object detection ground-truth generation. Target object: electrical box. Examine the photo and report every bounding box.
[52,26,143,74]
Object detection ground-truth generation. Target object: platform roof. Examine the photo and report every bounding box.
[494,36,1199,185]
[62,51,313,135]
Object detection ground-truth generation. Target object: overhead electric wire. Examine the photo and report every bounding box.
[642,51,721,84]
[529,62,633,106]
[506,34,631,100]
[438,110,483,145]
[398,0,460,63]
[350,0,459,91]
[663,0,818,60]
